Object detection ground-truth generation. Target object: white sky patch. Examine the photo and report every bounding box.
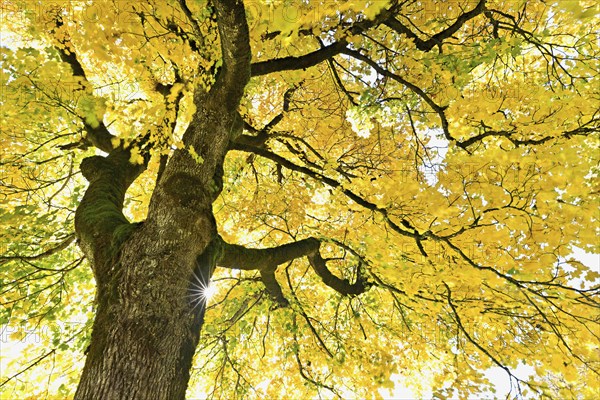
[386,375,430,399]
[417,127,449,186]
[571,246,600,272]
[383,364,537,399]
[346,106,374,138]
[311,186,330,205]
[559,246,600,290]
[482,364,536,399]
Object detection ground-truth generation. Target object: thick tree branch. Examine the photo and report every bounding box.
[307,252,369,296]
[217,235,370,304]
[218,236,318,305]
[74,148,146,281]
[251,41,348,77]
[218,236,320,271]
[250,1,400,77]
[56,16,150,281]
[211,0,251,108]
[260,270,289,307]
[52,17,116,153]
[384,0,487,52]
[143,0,252,259]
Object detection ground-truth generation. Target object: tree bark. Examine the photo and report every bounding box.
[73,141,221,399]
[73,237,213,399]
[73,0,372,397]
[74,1,250,398]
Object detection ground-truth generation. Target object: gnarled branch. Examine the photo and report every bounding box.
[307,252,369,296]
[217,236,319,305]
[218,236,320,271]
[250,1,400,77]
[216,235,370,305]
[211,0,251,108]
[51,16,116,153]
[384,0,487,52]
[74,147,146,281]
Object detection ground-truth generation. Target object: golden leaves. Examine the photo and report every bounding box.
[128,146,144,165]
[1,0,599,398]
[187,145,205,165]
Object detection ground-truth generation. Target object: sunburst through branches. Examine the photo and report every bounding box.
[187,268,217,312]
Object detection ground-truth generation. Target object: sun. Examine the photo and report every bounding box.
[187,270,218,310]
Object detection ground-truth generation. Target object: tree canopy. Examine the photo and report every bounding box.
[1,0,599,398]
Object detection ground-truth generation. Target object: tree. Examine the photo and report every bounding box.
[1,0,598,398]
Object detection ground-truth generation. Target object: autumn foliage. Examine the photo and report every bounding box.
[1,0,599,398]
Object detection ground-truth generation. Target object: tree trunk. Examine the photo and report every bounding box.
[74,236,213,399]
[73,2,250,397]
[74,148,222,399]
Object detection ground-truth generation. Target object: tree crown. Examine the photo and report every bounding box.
[1,0,599,398]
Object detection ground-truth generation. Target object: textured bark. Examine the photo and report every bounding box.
[74,0,373,396]
[74,1,250,398]
[218,236,320,271]
[73,133,220,399]
[73,239,212,400]
[216,235,370,305]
